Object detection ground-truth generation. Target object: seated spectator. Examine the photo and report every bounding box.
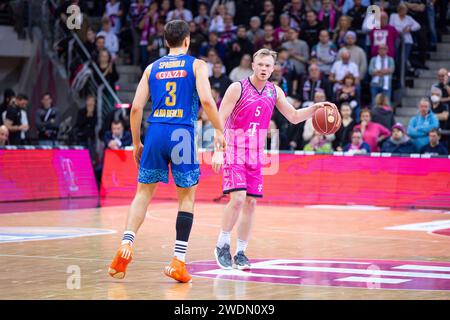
[135,2,159,68]
[337,31,367,80]
[432,68,450,105]
[318,0,340,32]
[199,32,226,61]
[3,96,28,146]
[188,21,206,58]
[381,123,418,154]
[429,87,449,133]
[15,94,30,145]
[35,92,59,146]
[335,73,359,118]
[166,0,192,22]
[147,20,166,65]
[367,11,398,59]
[158,0,171,22]
[209,61,231,98]
[407,98,439,150]
[0,88,15,126]
[343,129,371,154]
[226,25,254,71]
[205,49,225,77]
[274,14,291,43]
[84,27,97,59]
[346,0,368,33]
[271,63,289,96]
[371,93,396,130]
[420,129,449,155]
[333,103,356,151]
[303,91,335,144]
[105,0,124,35]
[311,30,337,76]
[92,35,106,63]
[210,0,236,18]
[246,16,265,43]
[209,4,226,33]
[75,95,97,158]
[301,10,323,49]
[95,49,119,92]
[194,2,211,36]
[104,120,132,150]
[219,14,238,46]
[0,125,8,146]
[329,49,360,91]
[389,3,420,72]
[229,54,253,82]
[302,63,333,104]
[303,131,333,152]
[100,105,131,139]
[97,17,120,60]
[282,27,309,80]
[354,108,391,152]
[369,44,395,105]
[255,24,280,51]
[332,15,352,48]
[284,0,305,29]
[260,0,278,27]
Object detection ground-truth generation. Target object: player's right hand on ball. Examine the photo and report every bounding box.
[133,143,144,167]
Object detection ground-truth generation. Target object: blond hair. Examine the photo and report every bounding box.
[253,48,277,63]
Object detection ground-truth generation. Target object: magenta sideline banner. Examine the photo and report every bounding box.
[0,149,98,202]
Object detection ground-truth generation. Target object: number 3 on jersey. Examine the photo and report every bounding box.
[165,82,176,106]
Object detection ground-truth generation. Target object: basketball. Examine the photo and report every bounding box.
[312,105,342,135]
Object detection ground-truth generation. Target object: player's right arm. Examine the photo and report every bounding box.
[194,59,225,151]
[130,64,151,167]
[211,82,241,173]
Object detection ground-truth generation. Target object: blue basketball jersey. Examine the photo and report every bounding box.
[147,54,199,127]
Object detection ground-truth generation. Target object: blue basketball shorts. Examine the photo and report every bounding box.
[138,123,200,188]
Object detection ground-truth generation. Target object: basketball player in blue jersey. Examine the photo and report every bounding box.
[108,20,225,283]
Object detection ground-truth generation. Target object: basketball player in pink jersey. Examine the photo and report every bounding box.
[212,48,337,269]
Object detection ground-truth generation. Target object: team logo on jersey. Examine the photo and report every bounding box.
[188,258,450,291]
[266,89,273,98]
[155,70,187,79]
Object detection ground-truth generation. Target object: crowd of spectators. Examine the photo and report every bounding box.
[1,0,449,157]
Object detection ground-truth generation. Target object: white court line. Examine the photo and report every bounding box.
[334,277,410,284]
[248,265,450,280]
[392,265,450,272]
[196,268,299,279]
[385,220,450,232]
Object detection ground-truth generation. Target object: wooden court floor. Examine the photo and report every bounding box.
[0,199,450,300]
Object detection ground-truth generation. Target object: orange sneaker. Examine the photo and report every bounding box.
[108,243,133,279]
[164,257,192,283]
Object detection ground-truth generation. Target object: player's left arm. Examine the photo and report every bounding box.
[130,64,151,166]
[274,85,336,124]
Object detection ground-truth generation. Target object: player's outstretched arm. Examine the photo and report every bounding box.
[130,65,151,166]
[274,85,337,124]
[194,59,225,150]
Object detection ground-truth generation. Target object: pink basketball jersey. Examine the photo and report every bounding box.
[224,78,277,151]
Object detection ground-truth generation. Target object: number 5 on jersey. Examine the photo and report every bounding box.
[166,82,176,106]
[255,106,262,117]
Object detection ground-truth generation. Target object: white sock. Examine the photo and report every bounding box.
[174,240,188,262]
[217,230,231,248]
[121,231,135,246]
[236,239,248,254]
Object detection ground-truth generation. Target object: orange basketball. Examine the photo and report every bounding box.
[312,105,342,135]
